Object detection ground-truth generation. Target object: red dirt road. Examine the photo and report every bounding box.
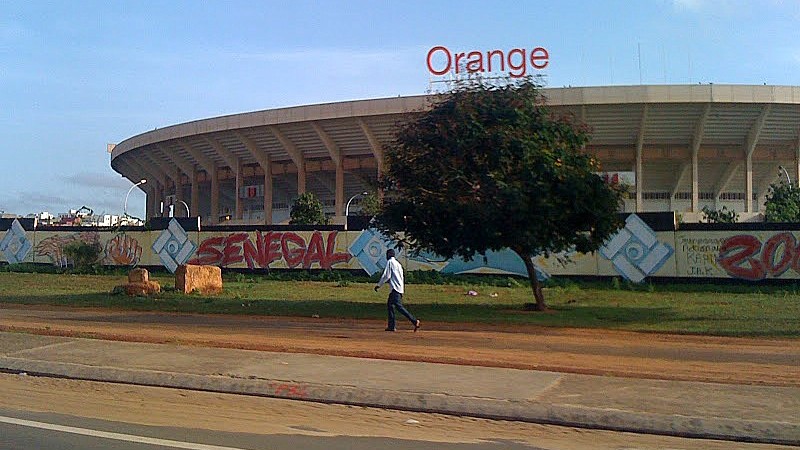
[1,305,797,387]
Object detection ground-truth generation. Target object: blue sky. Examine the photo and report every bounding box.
[1,0,799,218]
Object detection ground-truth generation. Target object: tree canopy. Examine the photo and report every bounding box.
[289,192,329,225]
[374,79,623,310]
[764,181,800,222]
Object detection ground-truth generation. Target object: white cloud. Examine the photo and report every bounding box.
[0,171,145,216]
[61,172,133,190]
[673,0,800,15]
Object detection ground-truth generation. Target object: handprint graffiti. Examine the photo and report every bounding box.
[35,232,102,267]
[106,234,143,266]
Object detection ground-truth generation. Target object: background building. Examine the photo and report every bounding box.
[110,84,800,225]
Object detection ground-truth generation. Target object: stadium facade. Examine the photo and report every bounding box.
[110,84,800,225]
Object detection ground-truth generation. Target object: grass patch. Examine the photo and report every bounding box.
[0,272,798,337]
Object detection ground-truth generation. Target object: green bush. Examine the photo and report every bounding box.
[62,241,104,273]
[701,205,738,223]
[289,192,329,225]
[765,181,800,222]
[0,263,62,274]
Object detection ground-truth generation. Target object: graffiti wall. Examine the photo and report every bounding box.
[188,231,352,270]
[675,231,800,281]
[2,217,800,283]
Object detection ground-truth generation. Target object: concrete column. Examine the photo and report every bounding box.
[162,176,171,217]
[634,105,647,213]
[150,182,160,219]
[691,150,699,212]
[211,169,219,224]
[235,162,243,220]
[191,170,200,217]
[264,162,273,225]
[635,147,643,212]
[335,162,344,217]
[175,169,186,217]
[795,135,800,188]
[745,154,754,213]
[175,169,185,216]
[297,163,306,195]
[157,183,163,218]
[145,187,155,221]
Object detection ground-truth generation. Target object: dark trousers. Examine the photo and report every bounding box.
[387,289,416,330]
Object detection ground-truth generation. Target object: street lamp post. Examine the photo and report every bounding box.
[178,200,190,217]
[123,179,147,219]
[779,166,792,186]
[344,191,369,231]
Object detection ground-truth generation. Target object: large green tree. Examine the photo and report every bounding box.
[374,79,623,311]
[764,181,800,222]
[289,192,329,225]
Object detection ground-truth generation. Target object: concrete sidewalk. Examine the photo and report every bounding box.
[0,331,797,446]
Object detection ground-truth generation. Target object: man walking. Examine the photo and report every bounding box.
[374,249,420,332]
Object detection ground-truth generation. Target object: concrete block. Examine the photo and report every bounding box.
[123,281,161,296]
[176,264,223,294]
[128,268,149,283]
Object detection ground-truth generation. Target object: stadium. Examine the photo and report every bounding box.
[110,84,800,225]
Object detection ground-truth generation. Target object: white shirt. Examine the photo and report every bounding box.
[376,256,404,294]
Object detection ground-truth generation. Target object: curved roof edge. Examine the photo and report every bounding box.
[112,84,800,160]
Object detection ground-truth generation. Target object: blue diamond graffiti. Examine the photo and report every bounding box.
[600,214,674,283]
[0,220,32,264]
[152,219,197,273]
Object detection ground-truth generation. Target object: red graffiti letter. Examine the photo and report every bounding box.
[221,233,247,267]
[303,231,325,268]
[762,232,795,277]
[281,232,306,268]
[265,232,282,266]
[243,233,262,269]
[324,231,351,268]
[718,235,765,281]
[189,236,225,265]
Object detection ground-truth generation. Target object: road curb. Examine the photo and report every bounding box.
[1,357,797,446]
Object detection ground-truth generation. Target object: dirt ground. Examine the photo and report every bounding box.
[1,304,798,387]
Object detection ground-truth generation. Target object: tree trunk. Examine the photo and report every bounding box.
[516,250,547,311]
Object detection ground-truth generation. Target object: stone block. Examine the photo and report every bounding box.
[175,264,223,294]
[122,281,161,296]
[128,268,149,283]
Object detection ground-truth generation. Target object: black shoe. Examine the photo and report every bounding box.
[413,320,420,332]
[385,328,396,332]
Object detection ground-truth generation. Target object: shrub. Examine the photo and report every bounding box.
[62,241,104,272]
[764,182,800,222]
[289,192,329,225]
[701,205,738,223]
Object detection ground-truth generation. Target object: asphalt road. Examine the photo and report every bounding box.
[0,409,544,450]
[0,374,792,450]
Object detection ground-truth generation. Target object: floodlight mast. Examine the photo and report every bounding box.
[779,166,792,186]
[124,179,147,218]
[178,200,190,217]
[344,191,369,231]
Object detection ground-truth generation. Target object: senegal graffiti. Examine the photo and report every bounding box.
[717,232,800,281]
[189,231,351,269]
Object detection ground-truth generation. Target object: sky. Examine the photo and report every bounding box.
[1,0,799,218]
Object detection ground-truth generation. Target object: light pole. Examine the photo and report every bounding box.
[123,179,147,219]
[344,191,369,230]
[178,200,190,217]
[779,166,792,186]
